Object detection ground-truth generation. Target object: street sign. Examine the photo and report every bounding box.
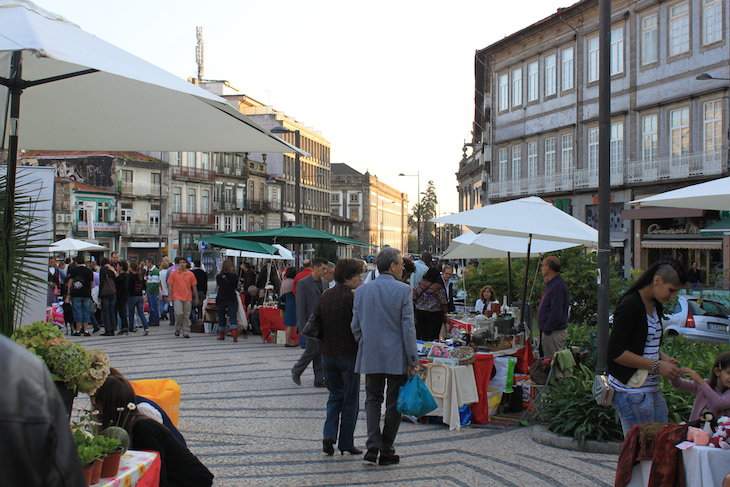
[199,241,206,253]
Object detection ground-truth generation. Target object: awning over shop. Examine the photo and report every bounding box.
[621,208,705,220]
[641,240,722,250]
[701,217,730,236]
[128,242,164,248]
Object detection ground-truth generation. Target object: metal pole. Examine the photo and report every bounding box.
[520,235,532,338]
[417,171,421,253]
[294,130,301,226]
[596,0,612,374]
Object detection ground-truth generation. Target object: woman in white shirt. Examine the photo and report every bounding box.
[474,285,499,315]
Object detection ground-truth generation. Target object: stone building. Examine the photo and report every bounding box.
[462,0,729,279]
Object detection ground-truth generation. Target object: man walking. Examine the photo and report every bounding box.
[145,258,160,326]
[351,247,419,466]
[291,257,329,387]
[537,256,570,358]
[168,256,198,338]
[191,260,208,323]
[67,254,94,336]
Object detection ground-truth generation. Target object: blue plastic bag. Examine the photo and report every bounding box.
[459,404,473,426]
[397,374,438,417]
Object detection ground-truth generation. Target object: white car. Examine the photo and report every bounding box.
[663,296,730,343]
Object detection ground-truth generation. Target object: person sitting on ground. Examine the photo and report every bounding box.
[93,374,213,487]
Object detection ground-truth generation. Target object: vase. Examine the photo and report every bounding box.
[100,451,122,478]
[54,381,77,418]
[82,464,93,487]
[90,458,103,485]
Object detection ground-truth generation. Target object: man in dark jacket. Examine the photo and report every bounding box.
[0,335,86,486]
[191,260,208,323]
[67,254,94,336]
[439,265,456,313]
[291,257,328,387]
[537,256,569,358]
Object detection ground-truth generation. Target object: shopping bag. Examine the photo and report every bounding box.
[397,374,438,417]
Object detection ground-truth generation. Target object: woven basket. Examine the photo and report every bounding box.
[452,346,475,365]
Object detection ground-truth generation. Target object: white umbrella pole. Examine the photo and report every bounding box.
[520,235,532,340]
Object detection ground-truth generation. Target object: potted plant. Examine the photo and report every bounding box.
[93,435,123,478]
[74,431,104,487]
[10,321,111,415]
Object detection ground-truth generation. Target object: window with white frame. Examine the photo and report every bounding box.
[224,216,232,232]
[545,137,556,175]
[200,152,210,170]
[512,68,523,107]
[610,122,624,172]
[561,134,573,173]
[173,187,181,213]
[236,216,244,231]
[588,128,599,170]
[670,107,690,159]
[588,37,599,82]
[610,28,624,75]
[149,210,160,227]
[562,48,574,90]
[498,148,508,182]
[97,202,109,222]
[669,2,690,56]
[498,73,509,111]
[704,100,723,153]
[171,152,181,166]
[201,189,210,214]
[349,192,359,203]
[331,193,340,203]
[703,0,723,45]
[187,188,196,213]
[642,114,659,162]
[512,145,521,179]
[120,208,133,223]
[527,141,537,178]
[527,62,539,102]
[215,215,220,229]
[186,152,196,168]
[642,14,659,65]
[545,54,556,96]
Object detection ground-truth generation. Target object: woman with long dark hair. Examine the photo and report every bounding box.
[319,258,364,456]
[413,267,448,341]
[216,259,239,342]
[98,257,118,336]
[93,374,213,487]
[607,258,686,435]
[279,266,298,347]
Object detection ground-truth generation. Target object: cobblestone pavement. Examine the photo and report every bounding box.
[73,326,618,486]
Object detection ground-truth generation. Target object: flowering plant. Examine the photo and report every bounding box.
[11,321,110,393]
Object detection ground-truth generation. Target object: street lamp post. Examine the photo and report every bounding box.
[696,73,730,81]
[398,171,420,252]
[270,126,301,225]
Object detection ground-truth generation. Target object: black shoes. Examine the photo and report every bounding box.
[314,381,327,388]
[83,331,91,337]
[291,372,301,385]
[341,447,362,455]
[101,332,114,336]
[379,454,400,466]
[118,329,128,335]
[364,447,378,463]
[322,437,335,456]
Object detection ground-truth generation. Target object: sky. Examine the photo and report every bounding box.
[38,0,575,215]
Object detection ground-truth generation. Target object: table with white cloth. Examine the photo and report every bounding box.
[625,445,730,487]
[424,364,479,431]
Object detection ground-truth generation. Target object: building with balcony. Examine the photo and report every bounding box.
[331,163,409,256]
[465,0,729,278]
[21,151,168,261]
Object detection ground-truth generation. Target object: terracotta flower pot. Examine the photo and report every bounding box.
[90,458,103,485]
[100,450,123,478]
[82,464,93,487]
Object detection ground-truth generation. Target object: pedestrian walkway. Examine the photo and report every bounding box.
[74,328,618,486]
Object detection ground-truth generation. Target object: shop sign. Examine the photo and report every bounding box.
[647,222,700,235]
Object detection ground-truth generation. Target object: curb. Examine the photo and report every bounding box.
[531,424,622,455]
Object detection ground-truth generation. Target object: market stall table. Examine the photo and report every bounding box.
[259,305,299,344]
[93,450,160,487]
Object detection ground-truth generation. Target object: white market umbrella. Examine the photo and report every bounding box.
[444,231,582,259]
[223,245,294,261]
[630,176,730,211]
[434,197,598,336]
[49,237,105,252]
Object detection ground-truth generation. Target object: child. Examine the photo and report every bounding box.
[607,258,685,435]
[671,351,730,421]
[62,294,74,335]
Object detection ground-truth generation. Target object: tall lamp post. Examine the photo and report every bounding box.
[270,126,301,225]
[398,171,420,252]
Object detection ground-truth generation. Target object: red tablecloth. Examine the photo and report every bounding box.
[259,306,299,344]
[471,353,495,424]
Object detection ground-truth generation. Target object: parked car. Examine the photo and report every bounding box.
[663,296,730,343]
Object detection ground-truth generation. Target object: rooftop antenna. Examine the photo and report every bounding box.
[196,26,204,82]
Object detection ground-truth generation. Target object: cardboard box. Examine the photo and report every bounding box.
[276,330,286,344]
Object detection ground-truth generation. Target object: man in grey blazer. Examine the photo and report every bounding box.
[292,257,329,387]
[351,247,419,466]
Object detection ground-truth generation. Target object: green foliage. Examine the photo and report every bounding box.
[537,363,624,448]
[407,234,418,254]
[100,426,130,453]
[0,173,50,335]
[92,434,122,455]
[313,242,339,263]
[407,180,438,252]
[10,321,63,358]
[74,430,102,466]
[44,342,90,391]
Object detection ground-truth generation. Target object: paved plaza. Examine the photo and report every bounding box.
[73,325,619,486]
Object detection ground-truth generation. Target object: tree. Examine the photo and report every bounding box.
[407,180,438,253]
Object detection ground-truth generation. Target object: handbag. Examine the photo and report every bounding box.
[300,310,323,341]
[592,374,615,406]
[396,374,438,417]
[100,276,116,297]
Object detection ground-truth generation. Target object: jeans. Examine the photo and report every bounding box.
[217,300,238,331]
[161,295,169,315]
[147,293,159,324]
[322,355,360,450]
[101,295,117,333]
[613,389,668,436]
[127,296,148,331]
[173,300,192,335]
[117,297,130,332]
[71,296,92,324]
[365,373,407,455]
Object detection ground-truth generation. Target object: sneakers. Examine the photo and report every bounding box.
[183,334,190,338]
[143,330,149,336]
